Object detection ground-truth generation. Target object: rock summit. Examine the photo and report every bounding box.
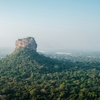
[15,37,37,51]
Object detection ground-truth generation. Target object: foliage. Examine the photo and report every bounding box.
[0,48,100,100]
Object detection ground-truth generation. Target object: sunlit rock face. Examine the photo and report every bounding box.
[15,37,37,51]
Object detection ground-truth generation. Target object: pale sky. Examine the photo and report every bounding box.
[0,0,100,51]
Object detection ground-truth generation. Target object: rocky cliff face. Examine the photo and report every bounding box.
[15,37,37,51]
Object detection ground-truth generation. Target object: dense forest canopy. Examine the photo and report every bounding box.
[0,48,100,100]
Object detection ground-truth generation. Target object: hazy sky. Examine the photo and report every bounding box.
[0,0,100,51]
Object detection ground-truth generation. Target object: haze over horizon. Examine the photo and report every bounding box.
[0,0,100,51]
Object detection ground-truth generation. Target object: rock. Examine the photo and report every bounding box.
[15,37,37,51]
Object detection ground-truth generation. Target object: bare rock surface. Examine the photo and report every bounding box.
[15,37,37,51]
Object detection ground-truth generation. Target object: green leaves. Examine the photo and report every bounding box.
[0,48,100,99]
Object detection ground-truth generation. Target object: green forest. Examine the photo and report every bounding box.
[0,48,100,100]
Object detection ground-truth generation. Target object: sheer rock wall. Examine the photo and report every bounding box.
[15,37,37,51]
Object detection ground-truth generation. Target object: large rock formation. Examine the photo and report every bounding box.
[15,37,37,51]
